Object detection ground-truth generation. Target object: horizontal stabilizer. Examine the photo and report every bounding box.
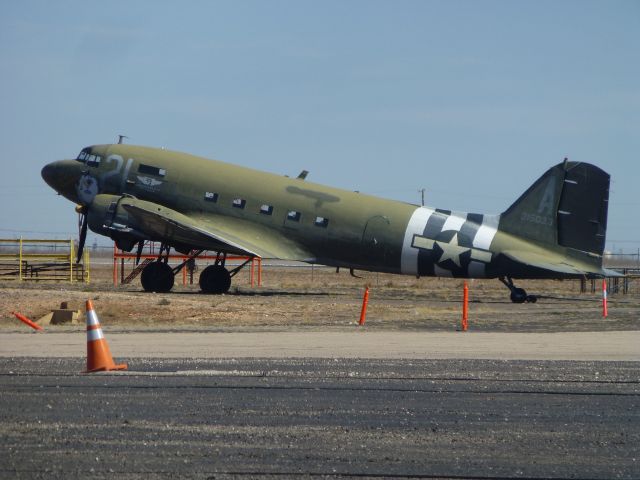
[502,250,622,278]
[502,250,585,276]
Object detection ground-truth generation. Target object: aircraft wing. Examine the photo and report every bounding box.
[502,250,622,277]
[121,199,315,261]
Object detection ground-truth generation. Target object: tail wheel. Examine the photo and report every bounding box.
[510,287,528,304]
[141,261,175,293]
[199,265,231,294]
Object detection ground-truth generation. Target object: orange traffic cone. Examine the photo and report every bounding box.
[84,299,127,373]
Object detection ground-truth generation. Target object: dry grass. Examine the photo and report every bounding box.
[0,263,638,333]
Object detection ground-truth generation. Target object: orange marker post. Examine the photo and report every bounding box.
[602,279,608,318]
[461,281,469,332]
[11,311,44,331]
[359,287,370,326]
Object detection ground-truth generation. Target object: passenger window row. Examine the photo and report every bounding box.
[202,192,329,227]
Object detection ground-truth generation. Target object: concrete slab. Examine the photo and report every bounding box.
[0,330,638,361]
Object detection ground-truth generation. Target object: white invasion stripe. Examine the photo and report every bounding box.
[87,328,105,341]
[468,261,486,278]
[401,207,434,275]
[442,213,466,232]
[87,310,100,327]
[473,214,499,250]
[434,264,452,278]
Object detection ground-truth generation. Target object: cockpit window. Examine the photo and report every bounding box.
[75,147,100,166]
[76,148,91,163]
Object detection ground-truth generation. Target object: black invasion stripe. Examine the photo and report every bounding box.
[458,213,483,248]
[417,211,448,276]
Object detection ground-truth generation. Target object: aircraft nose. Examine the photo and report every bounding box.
[41,162,58,188]
[41,159,84,200]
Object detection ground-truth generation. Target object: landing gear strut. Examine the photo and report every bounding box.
[499,277,538,304]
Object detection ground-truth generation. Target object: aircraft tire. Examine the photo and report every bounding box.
[141,261,175,293]
[510,287,528,304]
[526,295,538,303]
[199,265,231,294]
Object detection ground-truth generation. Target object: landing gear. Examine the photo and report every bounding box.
[198,253,254,294]
[140,243,203,293]
[141,261,175,293]
[137,245,253,295]
[499,277,538,303]
[199,265,231,294]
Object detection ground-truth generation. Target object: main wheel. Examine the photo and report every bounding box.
[141,261,175,293]
[199,265,232,294]
[510,287,528,304]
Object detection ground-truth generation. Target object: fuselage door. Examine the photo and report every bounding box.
[361,215,391,266]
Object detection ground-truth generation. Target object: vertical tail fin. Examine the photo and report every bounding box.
[500,160,610,256]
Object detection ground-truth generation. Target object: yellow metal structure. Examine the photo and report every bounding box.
[0,238,89,282]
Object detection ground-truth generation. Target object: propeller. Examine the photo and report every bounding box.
[76,205,88,263]
[135,240,145,265]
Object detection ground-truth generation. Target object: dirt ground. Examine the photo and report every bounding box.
[1,262,638,333]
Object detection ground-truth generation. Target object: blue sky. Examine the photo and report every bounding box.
[1,1,639,252]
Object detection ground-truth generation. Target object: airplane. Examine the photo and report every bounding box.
[41,143,617,302]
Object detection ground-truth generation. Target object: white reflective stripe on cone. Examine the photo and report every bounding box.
[87,310,100,326]
[87,328,105,341]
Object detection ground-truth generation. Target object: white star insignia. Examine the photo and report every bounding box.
[435,233,470,267]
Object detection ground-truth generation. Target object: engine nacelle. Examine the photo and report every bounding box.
[86,194,144,251]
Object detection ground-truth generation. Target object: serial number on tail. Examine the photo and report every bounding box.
[521,212,553,227]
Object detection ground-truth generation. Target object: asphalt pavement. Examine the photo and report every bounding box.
[1,358,638,479]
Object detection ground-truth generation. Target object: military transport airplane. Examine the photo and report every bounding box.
[41,143,616,302]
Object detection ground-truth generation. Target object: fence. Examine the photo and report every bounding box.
[0,238,89,283]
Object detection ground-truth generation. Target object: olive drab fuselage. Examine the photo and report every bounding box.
[42,144,612,288]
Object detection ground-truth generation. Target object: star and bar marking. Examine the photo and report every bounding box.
[411,232,492,268]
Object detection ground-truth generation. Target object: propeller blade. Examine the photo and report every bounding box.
[76,212,88,263]
[135,240,145,265]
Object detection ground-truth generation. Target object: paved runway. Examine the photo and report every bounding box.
[1,357,638,479]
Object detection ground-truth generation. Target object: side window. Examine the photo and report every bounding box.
[204,192,218,203]
[138,164,166,177]
[260,204,273,215]
[314,216,329,228]
[232,198,246,209]
[287,210,301,222]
